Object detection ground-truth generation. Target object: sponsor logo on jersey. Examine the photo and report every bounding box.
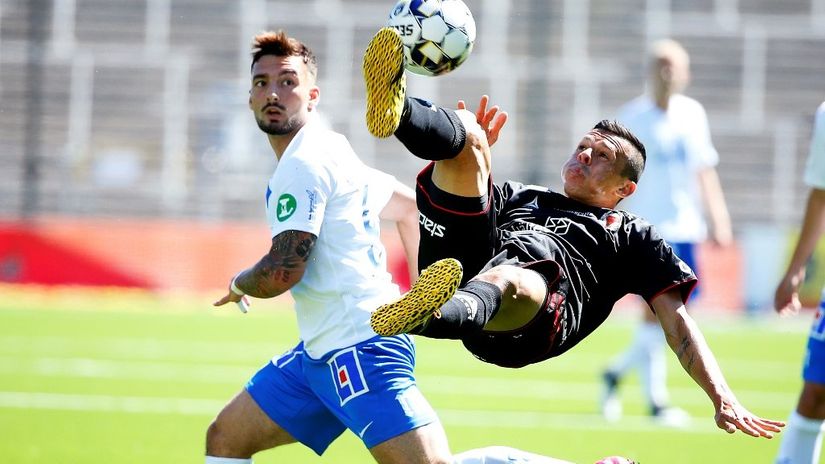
[276,193,297,222]
[328,347,369,405]
[542,217,571,235]
[305,189,317,221]
[419,212,446,238]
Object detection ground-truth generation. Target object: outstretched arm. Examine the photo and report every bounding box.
[651,290,785,438]
[775,187,825,315]
[380,180,420,280]
[213,230,316,307]
[697,167,733,247]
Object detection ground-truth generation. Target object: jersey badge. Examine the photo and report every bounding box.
[276,193,297,222]
[603,212,622,231]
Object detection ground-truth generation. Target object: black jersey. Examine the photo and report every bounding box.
[415,163,696,366]
[485,180,696,359]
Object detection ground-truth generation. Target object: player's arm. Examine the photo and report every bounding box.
[213,230,317,306]
[697,167,733,246]
[650,289,785,438]
[380,180,420,280]
[775,187,825,315]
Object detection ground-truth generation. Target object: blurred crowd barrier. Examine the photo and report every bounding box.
[4,216,825,313]
[0,216,411,294]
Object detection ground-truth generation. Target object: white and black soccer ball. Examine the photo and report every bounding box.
[387,0,476,76]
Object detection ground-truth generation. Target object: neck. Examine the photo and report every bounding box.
[268,135,290,160]
[653,91,671,110]
[268,123,306,159]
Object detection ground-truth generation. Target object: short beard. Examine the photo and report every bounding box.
[255,116,299,136]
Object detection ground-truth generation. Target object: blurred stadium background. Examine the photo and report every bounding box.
[2,0,825,307]
[1,0,824,462]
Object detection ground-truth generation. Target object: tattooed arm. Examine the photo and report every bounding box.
[651,290,785,438]
[214,230,317,306]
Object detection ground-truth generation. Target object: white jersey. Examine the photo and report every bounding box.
[266,116,399,358]
[618,94,719,243]
[803,101,825,188]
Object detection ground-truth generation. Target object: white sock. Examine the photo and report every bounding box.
[205,457,252,464]
[452,446,573,464]
[775,410,824,464]
[638,322,668,409]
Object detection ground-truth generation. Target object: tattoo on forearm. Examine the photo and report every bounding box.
[248,231,316,296]
[676,336,697,373]
[676,336,690,359]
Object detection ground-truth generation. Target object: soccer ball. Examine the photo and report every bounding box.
[387,0,476,76]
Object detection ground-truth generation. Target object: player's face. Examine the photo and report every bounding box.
[561,130,637,209]
[249,54,319,137]
[652,56,689,96]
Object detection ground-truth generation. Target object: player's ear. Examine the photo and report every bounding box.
[248,90,252,110]
[307,86,320,111]
[616,180,636,199]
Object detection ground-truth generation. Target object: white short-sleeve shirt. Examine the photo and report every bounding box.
[618,94,719,243]
[804,101,825,189]
[266,116,399,358]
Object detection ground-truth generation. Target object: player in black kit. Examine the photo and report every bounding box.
[363,27,785,440]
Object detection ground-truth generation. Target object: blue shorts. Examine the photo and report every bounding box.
[670,242,699,300]
[245,334,438,455]
[803,305,825,384]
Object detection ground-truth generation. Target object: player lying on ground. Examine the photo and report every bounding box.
[362,27,785,439]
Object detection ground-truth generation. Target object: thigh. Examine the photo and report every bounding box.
[304,335,442,450]
[369,422,451,464]
[207,389,295,457]
[803,307,825,385]
[246,344,348,455]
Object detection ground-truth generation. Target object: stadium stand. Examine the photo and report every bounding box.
[1,0,824,226]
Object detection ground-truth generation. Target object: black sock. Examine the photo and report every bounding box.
[395,97,466,161]
[415,280,502,339]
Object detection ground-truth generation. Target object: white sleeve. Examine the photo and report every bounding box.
[364,166,397,213]
[267,156,330,238]
[683,100,719,170]
[804,102,825,189]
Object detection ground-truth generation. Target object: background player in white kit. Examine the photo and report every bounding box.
[773,100,825,464]
[601,39,733,425]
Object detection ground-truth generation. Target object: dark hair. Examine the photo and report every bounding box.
[593,119,646,183]
[250,30,317,78]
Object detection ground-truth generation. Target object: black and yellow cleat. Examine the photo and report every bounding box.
[363,27,406,138]
[371,258,463,336]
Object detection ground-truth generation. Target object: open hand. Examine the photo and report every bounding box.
[457,95,508,147]
[714,399,785,438]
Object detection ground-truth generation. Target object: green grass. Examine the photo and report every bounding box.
[0,286,808,463]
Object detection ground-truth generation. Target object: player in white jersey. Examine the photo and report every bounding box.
[773,100,825,464]
[205,30,452,464]
[601,39,732,426]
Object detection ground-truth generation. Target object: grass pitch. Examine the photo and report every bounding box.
[0,285,807,463]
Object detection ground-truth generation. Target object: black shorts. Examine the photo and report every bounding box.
[415,166,569,367]
[415,163,497,285]
[461,260,568,368]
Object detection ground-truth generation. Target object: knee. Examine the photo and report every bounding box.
[452,110,490,168]
[475,265,545,303]
[206,418,237,457]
